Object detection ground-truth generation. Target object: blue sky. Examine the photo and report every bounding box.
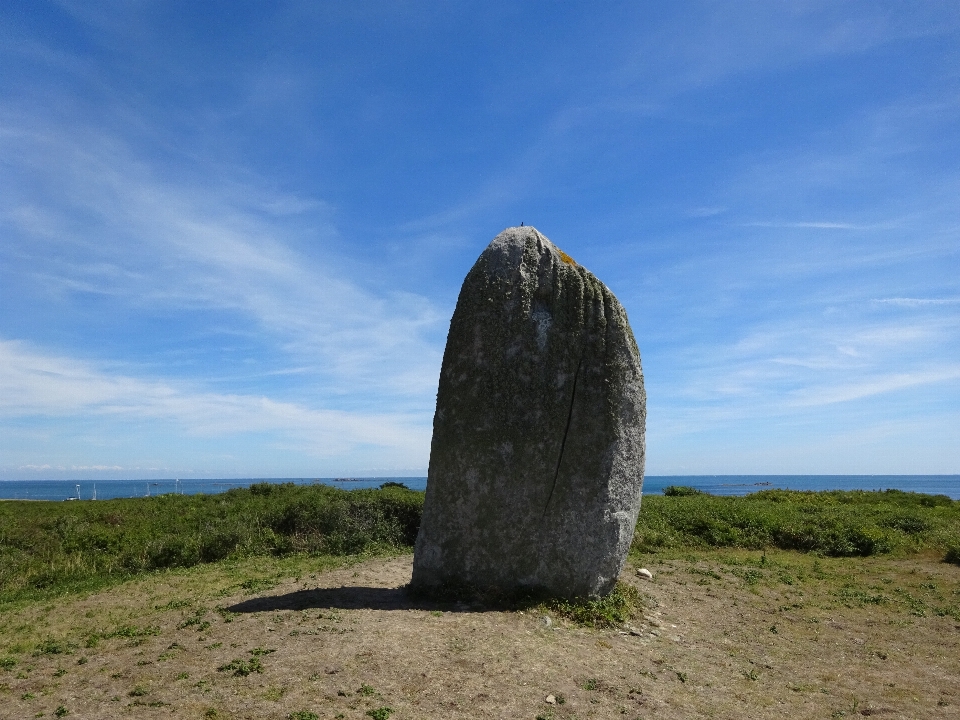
[2,1,959,480]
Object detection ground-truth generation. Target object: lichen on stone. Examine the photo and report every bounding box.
[557,248,576,266]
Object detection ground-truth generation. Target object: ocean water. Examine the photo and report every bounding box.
[644,475,960,499]
[1,475,957,501]
[0,477,418,502]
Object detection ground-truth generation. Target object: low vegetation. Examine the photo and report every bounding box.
[1,483,957,607]
[635,487,960,558]
[2,551,956,720]
[0,482,422,604]
[542,581,644,629]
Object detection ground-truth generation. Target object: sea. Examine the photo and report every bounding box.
[0,475,957,502]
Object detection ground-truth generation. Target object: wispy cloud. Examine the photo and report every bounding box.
[3,1,959,478]
[0,117,445,407]
[873,297,960,307]
[739,221,880,230]
[787,366,960,407]
[645,309,960,432]
[615,3,960,97]
[0,339,430,456]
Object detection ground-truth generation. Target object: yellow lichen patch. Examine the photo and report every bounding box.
[557,249,576,265]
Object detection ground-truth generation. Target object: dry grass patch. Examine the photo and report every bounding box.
[0,550,957,719]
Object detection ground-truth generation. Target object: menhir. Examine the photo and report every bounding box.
[411,226,646,598]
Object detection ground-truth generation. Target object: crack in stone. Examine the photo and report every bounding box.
[544,356,582,517]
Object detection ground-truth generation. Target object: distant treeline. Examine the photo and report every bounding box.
[1,483,958,603]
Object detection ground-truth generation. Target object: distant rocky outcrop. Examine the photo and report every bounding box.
[411,226,646,598]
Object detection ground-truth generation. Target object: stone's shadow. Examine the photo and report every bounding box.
[225,586,482,613]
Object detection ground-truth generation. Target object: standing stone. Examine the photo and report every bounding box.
[411,226,645,598]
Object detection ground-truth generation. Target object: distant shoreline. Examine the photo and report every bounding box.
[1,475,957,501]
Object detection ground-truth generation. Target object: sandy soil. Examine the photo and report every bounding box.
[2,551,958,719]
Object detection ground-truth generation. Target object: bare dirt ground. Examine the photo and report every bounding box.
[2,550,959,720]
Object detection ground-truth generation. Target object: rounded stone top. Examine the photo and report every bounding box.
[480,226,579,283]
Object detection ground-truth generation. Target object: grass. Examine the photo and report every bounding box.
[648,546,960,622]
[541,581,644,628]
[218,655,264,676]
[0,548,957,719]
[0,482,423,604]
[405,576,645,628]
[1,483,957,608]
[633,488,960,558]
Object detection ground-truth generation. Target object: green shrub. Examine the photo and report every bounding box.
[0,484,425,603]
[633,489,959,557]
[945,543,960,566]
[250,482,278,496]
[2,483,956,605]
[542,581,643,628]
[663,485,703,496]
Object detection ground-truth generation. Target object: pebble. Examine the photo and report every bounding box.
[545,695,556,705]
[637,568,654,580]
[541,616,553,628]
